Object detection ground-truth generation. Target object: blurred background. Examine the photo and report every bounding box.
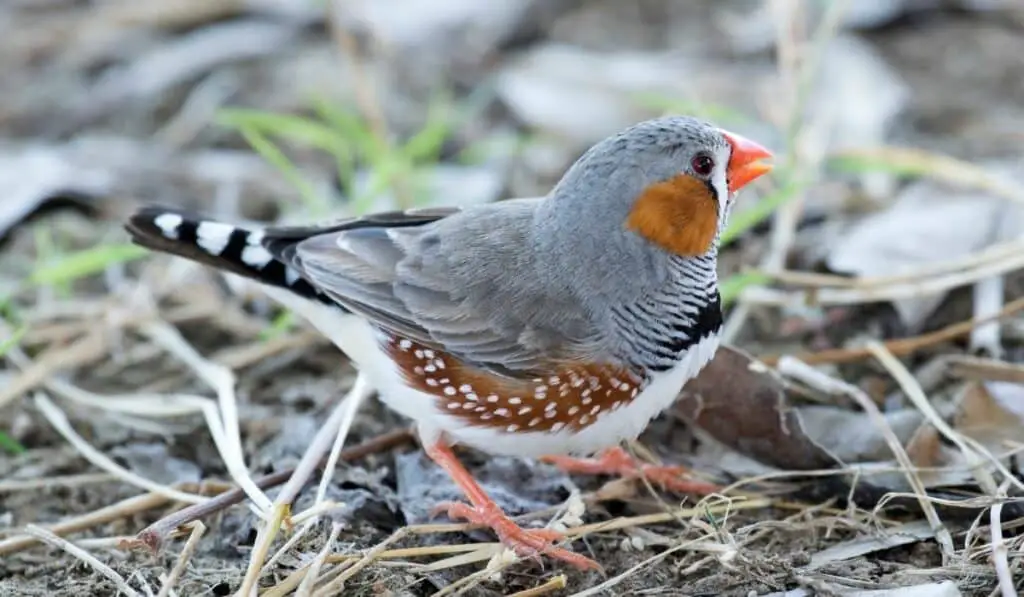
[2,1,1024,595]
[3,0,1024,342]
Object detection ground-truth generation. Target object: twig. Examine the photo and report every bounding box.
[740,250,1024,308]
[990,480,1016,597]
[970,275,1005,357]
[311,529,409,597]
[33,393,207,504]
[139,320,272,514]
[775,356,956,564]
[296,523,344,597]
[0,491,174,556]
[945,355,1024,384]
[0,473,116,493]
[156,521,206,597]
[131,428,413,552]
[866,341,1003,495]
[757,237,1024,290]
[242,375,372,592]
[23,525,142,597]
[762,295,1024,365]
[0,330,107,409]
[508,575,567,597]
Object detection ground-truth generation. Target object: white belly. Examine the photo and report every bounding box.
[259,285,720,458]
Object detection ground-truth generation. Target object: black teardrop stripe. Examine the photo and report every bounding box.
[646,291,722,373]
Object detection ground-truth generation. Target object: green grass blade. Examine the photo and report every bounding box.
[30,244,149,286]
[720,271,772,307]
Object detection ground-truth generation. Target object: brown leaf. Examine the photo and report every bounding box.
[674,345,840,471]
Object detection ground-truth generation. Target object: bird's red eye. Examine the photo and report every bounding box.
[691,154,714,177]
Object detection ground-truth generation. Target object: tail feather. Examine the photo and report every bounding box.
[124,206,333,306]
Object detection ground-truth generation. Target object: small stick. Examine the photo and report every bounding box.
[23,525,142,597]
[295,523,343,597]
[776,356,956,564]
[508,575,567,597]
[156,521,206,597]
[761,295,1024,365]
[990,480,1017,597]
[0,492,173,556]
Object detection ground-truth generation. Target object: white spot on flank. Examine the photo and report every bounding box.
[466,393,478,402]
[534,386,546,395]
[435,359,446,369]
[241,245,273,268]
[423,349,435,359]
[579,414,591,425]
[439,378,450,385]
[517,406,531,415]
[506,424,519,433]
[528,418,541,427]
[414,349,424,359]
[590,405,601,415]
[459,384,472,393]
[413,366,424,375]
[447,402,459,409]
[443,386,456,396]
[426,379,438,387]
[545,403,556,412]
[398,339,413,350]
[551,422,565,432]
[494,408,509,417]
[424,364,437,373]
[508,397,521,405]
[196,221,234,255]
[567,406,580,416]
[462,402,474,410]
[545,410,557,419]
[154,213,182,239]
[487,395,499,403]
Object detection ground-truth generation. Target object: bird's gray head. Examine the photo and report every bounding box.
[539,115,773,259]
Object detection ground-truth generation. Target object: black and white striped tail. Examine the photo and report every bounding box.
[124,206,333,305]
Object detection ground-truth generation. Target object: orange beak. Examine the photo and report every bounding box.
[721,129,773,194]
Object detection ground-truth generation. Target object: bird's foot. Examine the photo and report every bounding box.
[424,439,600,571]
[431,500,600,571]
[542,446,720,495]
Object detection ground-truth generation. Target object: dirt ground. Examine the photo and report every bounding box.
[2,3,1023,596]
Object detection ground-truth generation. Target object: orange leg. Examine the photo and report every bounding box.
[542,446,720,495]
[425,440,601,571]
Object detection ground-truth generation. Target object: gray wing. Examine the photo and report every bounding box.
[263,200,597,375]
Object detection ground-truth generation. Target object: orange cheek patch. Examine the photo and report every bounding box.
[625,174,719,256]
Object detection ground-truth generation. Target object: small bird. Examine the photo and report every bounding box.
[125,115,772,570]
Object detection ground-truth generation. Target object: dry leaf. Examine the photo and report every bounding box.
[826,165,1024,331]
[675,345,840,471]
